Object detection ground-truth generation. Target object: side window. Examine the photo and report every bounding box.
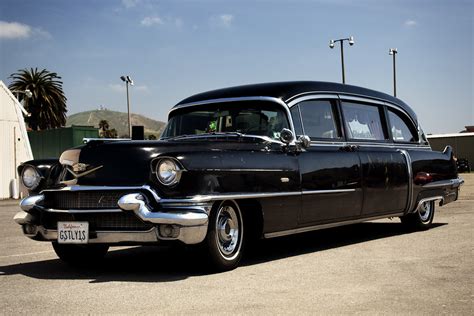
[290,106,304,136]
[298,100,341,140]
[387,109,418,143]
[341,101,386,141]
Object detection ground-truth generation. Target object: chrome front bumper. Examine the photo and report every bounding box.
[14,187,211,245]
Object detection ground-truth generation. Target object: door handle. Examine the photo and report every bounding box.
[340,144,360,152]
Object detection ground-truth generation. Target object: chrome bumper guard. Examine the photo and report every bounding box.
[14,187,211,245]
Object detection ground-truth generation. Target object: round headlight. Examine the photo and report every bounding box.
[156,158,181,186]
[21,166,41,190]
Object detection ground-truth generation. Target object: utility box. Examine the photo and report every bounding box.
[28,125,99,159]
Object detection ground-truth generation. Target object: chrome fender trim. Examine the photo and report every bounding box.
[422,178,464,189]
[20,194,44,212]
[118,193,208,227]
[414,196,445,213]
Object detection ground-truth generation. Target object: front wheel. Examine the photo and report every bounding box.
[52,242,109,265]
[205,200,244,271]
[400,200,435,230]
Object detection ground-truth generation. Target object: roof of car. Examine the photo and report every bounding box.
[174,81,417,122]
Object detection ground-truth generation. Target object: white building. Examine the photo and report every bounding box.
[0,81,33,199]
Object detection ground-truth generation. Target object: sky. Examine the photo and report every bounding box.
[0,0,472,134]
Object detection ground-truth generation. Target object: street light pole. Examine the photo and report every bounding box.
[329,36,355,84]
[120,75,134,138]
[389,48,398,97]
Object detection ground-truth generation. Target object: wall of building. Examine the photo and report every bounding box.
[428,133,474,164]
[0,81,33,199]
[28,126,99,159]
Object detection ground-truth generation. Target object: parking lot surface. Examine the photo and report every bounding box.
[1,175,473,314]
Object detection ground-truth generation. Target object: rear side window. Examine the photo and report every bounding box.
[341,101,386,141]
[387,109,418,143]
[298,100,341,140]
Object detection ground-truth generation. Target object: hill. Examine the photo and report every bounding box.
[66,110,166,138]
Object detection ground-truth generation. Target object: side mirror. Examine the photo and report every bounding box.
[297,135,311,149]
[279,128,294,144]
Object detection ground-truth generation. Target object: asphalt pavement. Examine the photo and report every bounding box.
[1,175,473,314]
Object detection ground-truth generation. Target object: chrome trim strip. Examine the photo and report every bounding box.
[197,168,288,172]
[167,96,296,140]
[118,193,208,226]
[44,208,123,214]
[422,178,464,189]
[398,150,413,213]
[287,94,338,107]
[265,213,405,238]
[20,194,44,212]
[302,189,356,195]
[338,95,386,106]
[286,91,394,105]
[28,226,161,243]
[309,142,431,149]
[415,196,444,211]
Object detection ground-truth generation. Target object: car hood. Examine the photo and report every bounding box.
[60,138,278,186]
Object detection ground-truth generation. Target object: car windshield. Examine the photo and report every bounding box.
[161,101,290,140]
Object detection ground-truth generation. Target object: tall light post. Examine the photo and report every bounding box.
[120,75,134,138]
[389,48,398,97]
[12,89,33,117]
[329,36,355,84]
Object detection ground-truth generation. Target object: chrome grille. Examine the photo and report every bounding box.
[41,212,153,231]
[43,190,130,210]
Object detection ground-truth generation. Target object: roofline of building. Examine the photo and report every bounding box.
[427,132,474,139]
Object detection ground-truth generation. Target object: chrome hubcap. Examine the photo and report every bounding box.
[216,205,240,258]
[419,201,432,222]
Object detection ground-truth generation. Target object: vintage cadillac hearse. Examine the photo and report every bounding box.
[14,81,463,270]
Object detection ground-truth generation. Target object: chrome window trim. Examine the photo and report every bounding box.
[167,96,296,137]
[264,212,405,238]
[338,95,386,106]
[287,94,338,107]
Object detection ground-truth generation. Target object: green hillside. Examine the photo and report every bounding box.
[66,110,166,138]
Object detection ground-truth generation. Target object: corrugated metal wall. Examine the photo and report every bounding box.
[0,81,33,199]
[428,135,474,163]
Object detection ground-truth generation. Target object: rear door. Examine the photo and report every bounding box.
[290,96,363,225]
[339,96,410,216]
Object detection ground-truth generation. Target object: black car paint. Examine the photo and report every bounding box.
[19,81,458,238]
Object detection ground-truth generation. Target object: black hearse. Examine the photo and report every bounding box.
[15,81,463,270]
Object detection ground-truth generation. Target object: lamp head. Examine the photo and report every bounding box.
[389,48,398,55]
[329,40,335,49]
[348,36,354,46]
[126,76,134,86]
[120,76,126,82]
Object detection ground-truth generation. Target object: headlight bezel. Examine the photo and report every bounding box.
[154,157,183,187]
[21,165,42,190]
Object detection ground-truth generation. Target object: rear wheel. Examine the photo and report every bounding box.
[205,200,244,271]
[52,242,109,265]
[400,201,435,230]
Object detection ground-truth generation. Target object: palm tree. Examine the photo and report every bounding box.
[9,68,67,131]
[98,119,109,137]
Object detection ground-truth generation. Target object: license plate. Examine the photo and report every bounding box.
[57,222,89,244]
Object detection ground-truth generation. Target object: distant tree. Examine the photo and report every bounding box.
[98,120,109,137]
[9,68,67,131]
[148,134,157,140]
[107,128,118,138]
[98,119,117,138]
